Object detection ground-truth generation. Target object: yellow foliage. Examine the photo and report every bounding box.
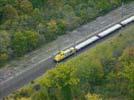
[47,20,57,32]
[0,53,8,61]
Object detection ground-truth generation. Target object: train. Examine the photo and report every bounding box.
[54,16,134,62]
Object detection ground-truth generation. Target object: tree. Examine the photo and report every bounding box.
[76,54,104,93]
[31,87,50,100]
[0,30,10,53]
[39,65,79,100]
[56,20,66,35]
[30,0,47,8]
[17,0,33,14]
[120,47,134,98]
[44,20,58,41]
[12,31,39,56]
[3,4,18,20]
[12,31,28,56]
[24,31,39,50]
[0,30,10,65]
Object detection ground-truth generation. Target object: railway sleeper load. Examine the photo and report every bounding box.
[54,15,134,62]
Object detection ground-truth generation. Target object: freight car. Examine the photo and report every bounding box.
[54,16,134,62]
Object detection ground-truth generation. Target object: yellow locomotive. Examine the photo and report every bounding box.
[54,47,76,62]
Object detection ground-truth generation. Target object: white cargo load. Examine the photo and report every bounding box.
[98,24,122,37]
[120,16,134,25]
[75,36,99,50]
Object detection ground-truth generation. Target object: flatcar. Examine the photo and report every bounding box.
[54,47,76,62]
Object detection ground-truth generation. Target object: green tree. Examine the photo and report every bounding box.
[0,30,10,66]
[31,87,50,100]
[30,0,47,8]
[77,56,104,93]
[120,47,134,99]
[24,31,39,50]
[44,20,58,41]
[56,20,66,35]
[0,30,10,53]
[12,31,28,56]
[12,31,39,56]
[17,0,33,14]
[3,4,18,20]
[39,65,79,100]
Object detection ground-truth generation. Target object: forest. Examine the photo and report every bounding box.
[0,0,133,67]
[6,24,134,100]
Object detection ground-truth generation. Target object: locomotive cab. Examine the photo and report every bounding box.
[54,51,65,62]
[54,47,76,62]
